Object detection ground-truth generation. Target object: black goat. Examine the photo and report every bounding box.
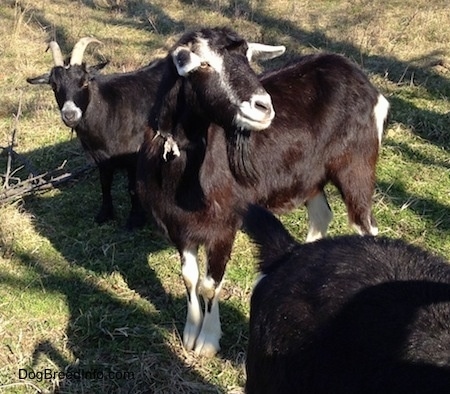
[137,26,388,356]
[243,204,450,394]
[27,38,165,229]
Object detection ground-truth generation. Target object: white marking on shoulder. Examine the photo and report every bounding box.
[373,94,390,146]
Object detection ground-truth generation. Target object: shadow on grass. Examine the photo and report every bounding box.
[377,179,450,234]
[25,0,450,150]
[0,136,248,392]
[11,1,450,391]
[3,247,224,393]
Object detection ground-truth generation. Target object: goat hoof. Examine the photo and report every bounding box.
[193,335,220,358]
[95,209,115,224]
[125,212,147,231]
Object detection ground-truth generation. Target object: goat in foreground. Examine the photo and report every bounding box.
[137,27,284,356]
[27,38,165,229]
[137,26,389,356]
[243,204,450,394]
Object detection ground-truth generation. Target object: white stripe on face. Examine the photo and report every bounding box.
[173,35,274,131]
[172,38,224,77]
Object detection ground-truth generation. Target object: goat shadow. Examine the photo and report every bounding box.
[15,1,450,390]
[16,6,250,389]
[2,133,248,392]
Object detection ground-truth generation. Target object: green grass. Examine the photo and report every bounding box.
[1,0,450,392]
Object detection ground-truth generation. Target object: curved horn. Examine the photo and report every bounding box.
[69,37,102,66]
[47,41,64,67]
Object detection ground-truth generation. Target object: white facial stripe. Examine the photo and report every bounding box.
[175,35,275,131]
[61,100,81,114]
[172,38,240,119]
[195,37,224,74]
[172,38,225,77]
[195,37,244,110]
[373,94,390,146]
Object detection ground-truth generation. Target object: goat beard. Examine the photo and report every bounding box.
[226,128,259,187]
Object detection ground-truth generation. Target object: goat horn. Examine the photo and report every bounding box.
[69,37,102,66]
[47,41,64,67]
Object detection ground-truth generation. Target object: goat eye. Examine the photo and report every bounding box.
[200,62,210,69]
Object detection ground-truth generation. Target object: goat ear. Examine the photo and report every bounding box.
[171,47,202,77]
[26,73,51,85]
[88,61,108,74]
[246,43,286,62]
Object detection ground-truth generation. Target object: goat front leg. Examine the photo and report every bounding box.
[194,236,234,357]
[95,162,115,224]
[305,191,333,242]
[125,163,147,230]
[181,247,203,351]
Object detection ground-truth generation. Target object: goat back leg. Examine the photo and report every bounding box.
[181,246,203,352]
[95,164,115,224]
[194,234,235,357]
[125,164,147,230]
[305,191,333,242]
[333,162,378,236]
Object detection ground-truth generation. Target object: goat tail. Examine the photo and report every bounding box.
[242,204,298,275]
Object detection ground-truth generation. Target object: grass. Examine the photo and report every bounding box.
[0,0,450,392]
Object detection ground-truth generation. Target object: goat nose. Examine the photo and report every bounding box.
[252,94,274,119]
[61,101,82,127]
[64,110,77,121]
[254,99,272,115]
[236,92,274,131]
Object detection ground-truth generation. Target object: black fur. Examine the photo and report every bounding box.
[137,26,388,352]
[243,204,450,394]
[28,56,165,229]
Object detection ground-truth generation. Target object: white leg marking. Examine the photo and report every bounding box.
[194,276,223,357]
[352,215,378,236]
[373,94,390,146]
[181,249,202,351]
[306,192,333,242]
